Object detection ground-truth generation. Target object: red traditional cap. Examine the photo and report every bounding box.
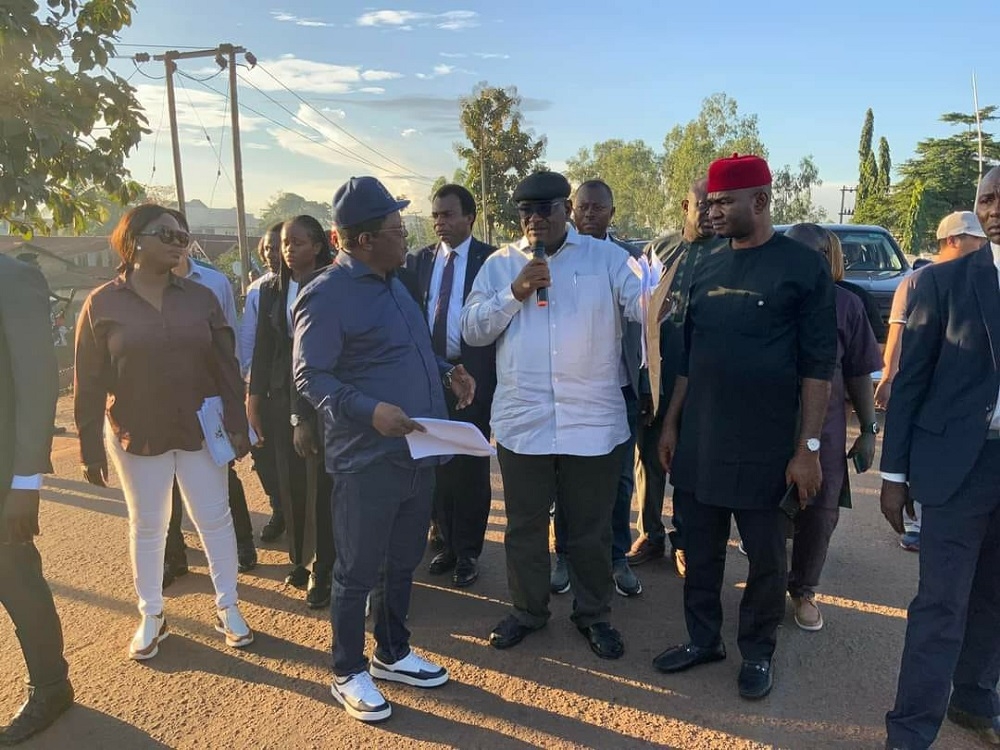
[706,153,772,192]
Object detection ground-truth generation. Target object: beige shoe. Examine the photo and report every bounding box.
[129,614,167,660]
[215,605,254,648]
[792,595,824,631]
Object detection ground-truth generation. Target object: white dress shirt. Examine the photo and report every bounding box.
[185,260,241,363]
[238,271,274,379]
[286,279,300,335]
[426,236,471,361]
[461,225,645,456]
[882,242,1000,483]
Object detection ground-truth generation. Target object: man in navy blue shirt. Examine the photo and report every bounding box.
[293,176,475,724]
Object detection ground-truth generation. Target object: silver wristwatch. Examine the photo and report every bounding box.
[290,413,302,427]
[803,437,821,453]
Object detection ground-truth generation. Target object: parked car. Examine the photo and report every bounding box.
[775,223,911,341]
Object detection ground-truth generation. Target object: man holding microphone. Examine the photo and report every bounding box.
[461,171,646,659]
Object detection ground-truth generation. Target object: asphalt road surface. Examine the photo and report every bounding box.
[0,399,983,749]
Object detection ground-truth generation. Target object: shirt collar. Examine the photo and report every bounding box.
[991,242,1000,267]
[439,235,472,258]
[514,223,580,255]
[336,251,388,281]
[114,270,184,290]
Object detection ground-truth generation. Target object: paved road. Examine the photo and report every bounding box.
[0,399,981,749]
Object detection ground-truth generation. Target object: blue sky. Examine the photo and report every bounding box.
[110,0,1000,225]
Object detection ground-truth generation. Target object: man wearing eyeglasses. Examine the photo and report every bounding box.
[462,170,646,660]
[162,222,258,585]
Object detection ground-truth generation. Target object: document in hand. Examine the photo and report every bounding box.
[197,396,257,466]
[405,418,496,460]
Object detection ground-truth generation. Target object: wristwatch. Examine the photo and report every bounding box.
[803,437,821,453]
[290,413,302,427]
[443,367,456,389]
[860,421,881,435]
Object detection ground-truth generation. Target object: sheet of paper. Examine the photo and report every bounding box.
[405,418,496,460]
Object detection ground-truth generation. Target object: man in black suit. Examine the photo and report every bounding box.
[0,255,74,745]
[881,165,1000,750]
[402,184,497,587]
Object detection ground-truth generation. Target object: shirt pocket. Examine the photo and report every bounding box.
[729,289,776,338]
[564,273,614,366]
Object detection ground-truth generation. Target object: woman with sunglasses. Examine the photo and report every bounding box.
[74,204,254,659]
[783,223,881,632]
[249,214,336,608]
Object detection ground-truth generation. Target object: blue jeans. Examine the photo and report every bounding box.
[555,387,639,563]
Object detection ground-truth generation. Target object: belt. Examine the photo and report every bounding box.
[987,429,1000,440]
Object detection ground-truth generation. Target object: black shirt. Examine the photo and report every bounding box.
[672,232,837,509]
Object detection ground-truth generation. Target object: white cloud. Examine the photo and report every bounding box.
[356,9,479,31]
[321,108,346,119]
[439,52,466,59]
[271,10,334,27]
[401,128,419,138]
[245,143,271,151]
[241,57,403,94]
[475,52,509,59]
[134,83,267,134]
[357,87,386,94]
[415,63,470,80]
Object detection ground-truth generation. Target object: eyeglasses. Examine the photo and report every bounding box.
[374,225,408,237]
[516,200,564,219]
[139,227,191,247]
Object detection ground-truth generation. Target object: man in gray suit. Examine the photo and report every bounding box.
[0,254,73,745]
[549,179,644,597]
[881,167,1000,750]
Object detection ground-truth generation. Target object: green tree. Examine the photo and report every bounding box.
[661,93,768,218]
[455,83,547,243]
[898,179,931,256]
[1,0,147,235]
[877,137,892,195]
[771,156,828,224]
[853,110,895,226]
[565,139,666,238]
[258,191,332,229]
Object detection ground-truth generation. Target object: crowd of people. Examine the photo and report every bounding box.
[0,154,997,750]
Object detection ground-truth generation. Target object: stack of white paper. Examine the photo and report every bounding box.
[405,418,496,460]
[197,396,257,466]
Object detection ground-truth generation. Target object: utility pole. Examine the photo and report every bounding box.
[150,44,253,294]
[479,107,490,245]
[839,186,857,224]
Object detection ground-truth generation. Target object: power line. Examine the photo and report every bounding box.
[210,77,232,206]
[116,43,212,50]
[148,80,168,184]
[252,62,434,181]
[174,75,237,198]
[131,60,164,80]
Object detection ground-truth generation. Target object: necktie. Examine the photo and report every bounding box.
[431,251,457,358]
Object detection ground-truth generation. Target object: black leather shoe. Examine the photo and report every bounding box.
[738,659,774,700]
[626,534,666,566]
[577,622,624,660]
[306,571,332,609]
[489,615,541,650]
[0,680,74,746]
[237,545,257,573]
[428,551,457,575]
[259,513,285,543]
[285,565,310,588]
[653,642,726,673]
[428,522,445,553]
[452,557,479,587]
[947,705,1000,745]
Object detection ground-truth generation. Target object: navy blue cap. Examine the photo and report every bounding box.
[332,176,410,229]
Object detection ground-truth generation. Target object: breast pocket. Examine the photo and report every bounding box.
[731,290,774,337]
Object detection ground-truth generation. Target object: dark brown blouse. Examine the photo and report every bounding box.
[74,273,248,467]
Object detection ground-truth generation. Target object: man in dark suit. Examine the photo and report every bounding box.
[881,166,1000,750]
[0,254,74,744]
[401,184,497,587]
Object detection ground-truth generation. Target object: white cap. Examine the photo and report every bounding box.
[936,211,986,240]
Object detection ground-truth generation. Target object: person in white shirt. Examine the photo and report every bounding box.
[880,167,1000,749]
[461,171,645,659]
[240,224,285,543]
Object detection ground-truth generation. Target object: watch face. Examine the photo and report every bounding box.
[806,438,821,452]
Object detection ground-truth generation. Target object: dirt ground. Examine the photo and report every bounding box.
[0,398,982,749]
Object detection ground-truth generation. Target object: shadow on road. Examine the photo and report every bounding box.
[16,705,173,749]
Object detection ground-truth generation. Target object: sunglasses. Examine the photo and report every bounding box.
[516,200,564,219]
[139,227,191,247]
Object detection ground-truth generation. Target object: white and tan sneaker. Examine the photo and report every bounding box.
[332,671,392,722]
[215,605,254,648]
[129,614,167,660]
[792,595,824,631]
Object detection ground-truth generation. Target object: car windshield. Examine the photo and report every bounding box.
[837,231,903,274]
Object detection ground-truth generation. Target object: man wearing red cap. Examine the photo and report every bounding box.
[654,154,837,700]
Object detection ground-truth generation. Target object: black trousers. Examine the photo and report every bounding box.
[249,403,281,514]
[886,441,1000,750]
[634,405,685,550]
[788,505,840,598]
[166,465,254,559]
[282,449,334,573]
[0,541,69,688]
[679,490,787,661]
[434,451,491,559]
[330,460,434,676]
[497,443,625,629]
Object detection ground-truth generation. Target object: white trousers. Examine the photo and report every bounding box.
[106,424,239,616]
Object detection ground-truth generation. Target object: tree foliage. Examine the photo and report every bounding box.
[853,110,894,226]
[455,83,546,243]
[1,0,147,234]
[661,93,768,212]
[565,139,665,238]
[771,156,828,224]
[258,191,332,229]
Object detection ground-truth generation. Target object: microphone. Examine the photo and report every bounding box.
[532,241,548,307]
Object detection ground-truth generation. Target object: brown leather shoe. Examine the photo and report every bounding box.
[0,680,74,746]
[626,534,666,566]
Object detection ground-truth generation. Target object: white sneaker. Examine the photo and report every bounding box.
[129,614,167,660]
[370,650,449,688]
[331,671,392,722]
[215,605,254,648]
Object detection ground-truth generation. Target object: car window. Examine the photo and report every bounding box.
[835,232,903,273]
